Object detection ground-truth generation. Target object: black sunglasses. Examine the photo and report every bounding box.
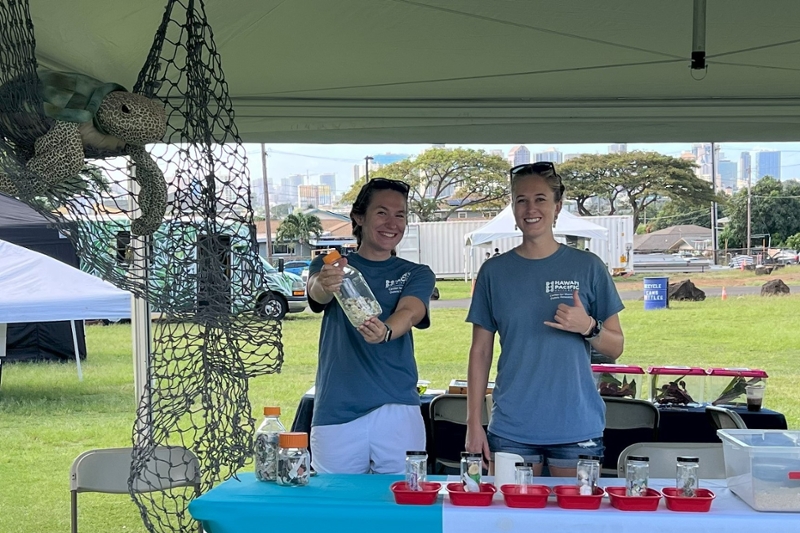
[510,162,556,179]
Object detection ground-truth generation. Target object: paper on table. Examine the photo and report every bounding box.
[494,451,524,488]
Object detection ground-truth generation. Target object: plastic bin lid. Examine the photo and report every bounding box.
[647,365,705,376]
[707,367,768,378]
[591,364,644,374]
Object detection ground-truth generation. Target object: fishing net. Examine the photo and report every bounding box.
[0,0,285,531]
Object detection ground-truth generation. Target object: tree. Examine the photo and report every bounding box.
[722,177,800,249]
[560,151,718,228]
[649,198,713,231]
[785,232,800,251]
[275,211,323,251]
[271,203,294,218]
[341,148,509,221]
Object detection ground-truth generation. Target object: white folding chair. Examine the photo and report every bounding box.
[602,397,660,476]
[617,442,726,479]
[429,394,490,473]
[70,446,202,533]
[705,406,748,430]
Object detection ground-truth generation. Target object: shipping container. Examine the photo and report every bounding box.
[397,215,634,279]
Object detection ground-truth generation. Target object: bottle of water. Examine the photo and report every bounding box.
[254,406,285,481]
[323,250,382,327]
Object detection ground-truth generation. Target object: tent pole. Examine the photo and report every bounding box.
[0,323,6,387]
[70,320,83,381]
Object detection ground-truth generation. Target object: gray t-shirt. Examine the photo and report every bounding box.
[309,253,435,427]
[466,245,624,445]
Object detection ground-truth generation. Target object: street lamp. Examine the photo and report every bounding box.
[365,156,374,181]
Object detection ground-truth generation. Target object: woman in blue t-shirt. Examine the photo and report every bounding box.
[465,162,625,477]
[306,178,435,474]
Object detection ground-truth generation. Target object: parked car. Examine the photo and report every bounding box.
[771,250,799,265]
[283,260,312,277]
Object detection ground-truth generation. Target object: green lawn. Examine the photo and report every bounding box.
[1,296,799,532]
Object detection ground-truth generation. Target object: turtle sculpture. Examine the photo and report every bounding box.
[0,69,168,236]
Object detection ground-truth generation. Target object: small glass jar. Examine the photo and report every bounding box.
[625,455,649,496]
[514,462,534,486]
[276,432,310,487]
[405,451,428,491]
[460,452,483,488]
[676,456,700,497]
[576,454,601,495]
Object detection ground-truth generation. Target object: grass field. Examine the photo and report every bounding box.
[1,294,799,532]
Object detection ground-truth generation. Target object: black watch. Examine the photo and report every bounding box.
[381,323,393,344]
[582,318,602,340]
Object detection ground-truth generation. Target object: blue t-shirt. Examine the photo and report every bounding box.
[309,253,435,427]
[466,245,624,445]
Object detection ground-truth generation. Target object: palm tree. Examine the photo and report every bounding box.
[276,211,323,253]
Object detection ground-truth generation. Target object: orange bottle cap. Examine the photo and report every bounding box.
[279,432,308,448]
[322,250,342,264]
[263,406,281,416]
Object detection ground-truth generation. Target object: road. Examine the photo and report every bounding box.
[430,285,800,309]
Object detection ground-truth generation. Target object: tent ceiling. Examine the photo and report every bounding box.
[28,1,800,143]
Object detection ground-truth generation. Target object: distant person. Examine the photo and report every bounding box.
[485,252,491,261]
[492,248,501,257]
[306,177,435,475]
[465,162,624,478]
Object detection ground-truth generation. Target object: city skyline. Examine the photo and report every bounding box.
[246,142,800,201]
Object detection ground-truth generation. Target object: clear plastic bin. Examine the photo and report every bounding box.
[718,429,800,512]
[591,364,644,399]
[648,366,705,406]
[706,368,768,407]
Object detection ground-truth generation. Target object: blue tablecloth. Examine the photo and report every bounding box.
[189,473,443,533]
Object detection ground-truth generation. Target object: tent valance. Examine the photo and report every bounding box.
[465,206,608,246]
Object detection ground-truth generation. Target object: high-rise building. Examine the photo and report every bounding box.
[563,153,582,162]
[298,184,332,208]
[692,143,713,179]
[609,143,627,154]
[534,148,563,164]
[507,146,530,167]
[319,173,336,195]
[718,160,738,191]
[755,151,781,180]
[490,149,504,158]
[738,152,752,190]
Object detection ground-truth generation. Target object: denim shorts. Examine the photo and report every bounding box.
[487,431,605,469]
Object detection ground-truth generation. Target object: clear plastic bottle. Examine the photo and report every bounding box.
[514,462,534,486]
[676,456,700,497]
[254,406,285,482]
[277,432,310,486]
[576,454,601,495]
[322,250,382,327]
[405,451,428,491]
[625,455,650,496]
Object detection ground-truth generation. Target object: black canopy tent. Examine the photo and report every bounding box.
[0,193,87,363]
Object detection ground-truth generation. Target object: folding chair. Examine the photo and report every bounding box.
[617,442,726,479]
[429,394,490,474]
[705,405,748,430]
[602,397,660,476]
[70,446,202,533]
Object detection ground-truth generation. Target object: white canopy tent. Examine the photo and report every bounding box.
[464,207,609,278]
[25,0,800,144]
[0,239,131,381]
[465,206,609,246]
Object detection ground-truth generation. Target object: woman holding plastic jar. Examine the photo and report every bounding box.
[306,177,435,475]
[465,162,625,477]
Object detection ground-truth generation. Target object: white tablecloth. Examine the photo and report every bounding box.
[443,477,798,533]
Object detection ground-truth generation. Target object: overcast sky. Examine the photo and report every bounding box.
[245,142,800,196]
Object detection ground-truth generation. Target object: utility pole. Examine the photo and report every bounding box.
[746,162,752,256]
[260,143,273,262]
[710,142,718,264]
[365,155,374,181]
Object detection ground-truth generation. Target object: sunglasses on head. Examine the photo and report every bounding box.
[360,177,411,196]
[510,162,556,179]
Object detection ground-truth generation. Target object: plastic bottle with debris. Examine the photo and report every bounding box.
[322,250,382,327]
[254,406,285,481]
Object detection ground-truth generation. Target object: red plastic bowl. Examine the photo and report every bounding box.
[662,487,715,512]
[552,485,605,510]
[390,481,442,505]
[446,482,496,506]
[606,486,662,511]
[499,484,551,508]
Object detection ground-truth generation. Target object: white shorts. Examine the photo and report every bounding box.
[310,403,425,474]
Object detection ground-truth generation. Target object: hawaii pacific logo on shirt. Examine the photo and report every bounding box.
[385,271,411,295]
[545,280,580,300]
